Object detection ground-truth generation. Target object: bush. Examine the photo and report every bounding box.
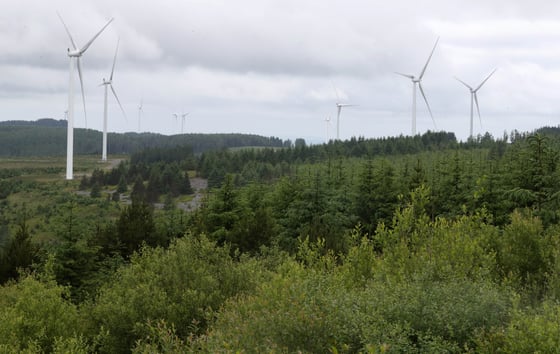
[476,301,560,353]
[201,236,510,353]
[85,234,267,353]
[0,276,82,352]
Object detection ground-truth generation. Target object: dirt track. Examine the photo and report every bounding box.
[177,177,208,211]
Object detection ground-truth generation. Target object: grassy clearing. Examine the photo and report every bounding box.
[1,155,128,243]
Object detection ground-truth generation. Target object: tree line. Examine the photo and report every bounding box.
[0,120,285,156]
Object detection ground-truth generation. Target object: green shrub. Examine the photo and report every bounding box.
[476,301,560,353]
[0,276,81,352]
[86,234,266,353]
[202,256,510,353]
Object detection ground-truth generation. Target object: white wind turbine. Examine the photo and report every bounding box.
[395,37,439,136]
[455,69,497,139]
[137,99,143,132]
[58,13,113,180]
[173,111,189,134]
[100,39,126,162]
[332,85,355,140]
[324,115,331,143]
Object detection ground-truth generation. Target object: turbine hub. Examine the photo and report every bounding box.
[68,49,81,57]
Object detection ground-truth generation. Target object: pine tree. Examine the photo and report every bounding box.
[131,175,147,202]
[116,200,161,257]
[90,183,101,198]
[0,215,36,283]
[117,175,128,193]
[181,172,194,195]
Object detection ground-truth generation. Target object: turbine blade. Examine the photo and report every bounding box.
[110,38,120,81]
[57,12,77,50]
[80,17,114,54]
[419,37,439,80]
[173,113,178,120]
[394,72,415,79]
[474,92,482,127]
[475,68,497,92]
[418,83,436,129]
[331,81,340,102]
[110,84,127,121]
[454,77,473,90]
[77,58,87,127]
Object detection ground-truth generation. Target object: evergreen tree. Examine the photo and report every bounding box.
[0,215,36,283]
[115,200,161,257]
[181,171,194,195]
[116,175,128,193]
[79,175,89,190]
[131,175,147,202]
[90,183,101,198]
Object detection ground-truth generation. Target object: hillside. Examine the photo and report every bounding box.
[0,119,286,156]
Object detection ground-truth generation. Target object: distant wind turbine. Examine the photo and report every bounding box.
[58,12,113,180]
[324,115,331,142]
[100,39,126,162]
[455,69,497,139]
[332,84,355,140]
[137,99,143,132]
[395,37,439,136]
[173,111,189,134]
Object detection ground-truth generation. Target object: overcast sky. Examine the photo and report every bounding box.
[2,0,560,143]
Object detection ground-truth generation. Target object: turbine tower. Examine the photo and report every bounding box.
[395,37,439,136]
[100,39,126,162]
[173,112,189,134]
[58,13,113,180]
[137,99,143,132]
[455,69,497,139]
[332,85,355,140]
[324,115,331,142]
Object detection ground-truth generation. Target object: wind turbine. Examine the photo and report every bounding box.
[100,39,126,162]
[137,99,143,132]
[455,69,497,139]
[324,116,332,143]
[58,13,113,180]
[173,111,189,134]
[332,85,355,140]
[395,37,439,136]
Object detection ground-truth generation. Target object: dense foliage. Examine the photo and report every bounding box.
[3,127,560,352]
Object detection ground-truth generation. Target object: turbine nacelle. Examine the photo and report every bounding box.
[67,49,82,57]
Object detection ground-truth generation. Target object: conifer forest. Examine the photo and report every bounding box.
[3,126,560,352]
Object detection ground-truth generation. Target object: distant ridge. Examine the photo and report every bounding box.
[0,119,285,157]
[0,118,67,127]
